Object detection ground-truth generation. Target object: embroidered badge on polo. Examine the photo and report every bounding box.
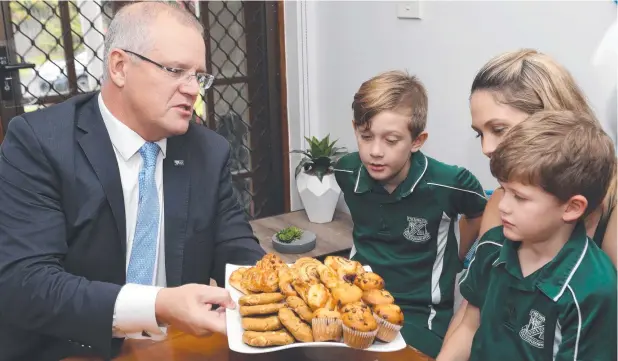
[519,309,545,348]
[403,216,431,242]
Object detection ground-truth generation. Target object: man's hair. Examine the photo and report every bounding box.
[351,70,428,137]
[490,110,616,214]
[102,1,204,81]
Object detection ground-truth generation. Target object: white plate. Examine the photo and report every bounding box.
[224,263,407,354]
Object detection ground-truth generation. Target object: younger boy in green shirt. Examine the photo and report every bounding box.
[437,110,617,361]
[335,70,487,357]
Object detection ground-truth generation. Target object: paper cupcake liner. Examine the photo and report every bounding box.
[373,313,403,342]
[312,317,343,342]
[341,323,378,349]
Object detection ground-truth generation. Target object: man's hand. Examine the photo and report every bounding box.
[154,284,236,336]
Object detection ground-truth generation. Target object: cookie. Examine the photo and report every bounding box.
[286,296,314,323]
[239,292,285,306]
[239,302,285,316]
[278,307,314,342]
[242,330,295,347]
[241,315,283,331]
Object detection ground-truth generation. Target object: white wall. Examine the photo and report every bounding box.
[285,1,617,211]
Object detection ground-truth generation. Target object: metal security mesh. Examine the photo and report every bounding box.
[4,0,283,219]
[192,1,277,219]
[9,0,112,110]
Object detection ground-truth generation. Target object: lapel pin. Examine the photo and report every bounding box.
[174,160,184,166]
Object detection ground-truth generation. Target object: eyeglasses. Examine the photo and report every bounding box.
[122,49,214,91]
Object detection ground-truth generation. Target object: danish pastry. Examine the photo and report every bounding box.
[256,253,287,271]
[239,292,285,306]
[242,330,295,347]
[278,267,298,297]
[241,315,283,331]
[239,303,286,317]
[306,283,331,311]
[229,267,251,295]
[241,266,280,293]
[279,307,314,342]
[324,256,365,283]
[294,258,321,284]
[291,278,311,304]
[317,264,342,289]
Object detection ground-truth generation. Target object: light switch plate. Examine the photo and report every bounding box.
[397,1,422,19]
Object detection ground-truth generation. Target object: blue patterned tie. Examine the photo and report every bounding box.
[126,142,160,285]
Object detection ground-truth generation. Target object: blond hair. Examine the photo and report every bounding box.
[352,70,428,137]
[473,48,617,210]
[490,110,616,215]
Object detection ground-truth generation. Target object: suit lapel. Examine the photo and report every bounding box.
[76,95,127,255]
[163,133,191,286]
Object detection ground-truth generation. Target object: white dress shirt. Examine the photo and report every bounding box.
[98,94,168,340]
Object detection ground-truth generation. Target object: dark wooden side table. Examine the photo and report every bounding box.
[249,210,354,263]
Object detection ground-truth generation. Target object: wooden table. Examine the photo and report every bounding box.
[64,330,433,361]
[249,210,354,263]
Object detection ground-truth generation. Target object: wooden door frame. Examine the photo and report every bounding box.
[277,1,290,213]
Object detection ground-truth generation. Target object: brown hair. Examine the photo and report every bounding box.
[352,70,428,137]
[490,110,616,215]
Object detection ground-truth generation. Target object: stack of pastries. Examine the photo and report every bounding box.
[228,253,404,349]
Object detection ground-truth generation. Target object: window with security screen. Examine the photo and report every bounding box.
[0,0,286,220]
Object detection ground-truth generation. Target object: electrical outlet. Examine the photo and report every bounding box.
[397,1,422,19]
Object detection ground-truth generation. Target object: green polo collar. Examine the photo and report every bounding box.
[353,151,428,199]
[492,221,590,302]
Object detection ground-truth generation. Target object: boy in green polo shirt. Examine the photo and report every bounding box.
[437,111,617,361]
[334,70,488,357]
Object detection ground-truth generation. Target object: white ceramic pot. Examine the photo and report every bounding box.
[296,172,341,223]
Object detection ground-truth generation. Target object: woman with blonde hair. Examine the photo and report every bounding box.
[444,48,616,344]
[469,48,616,262]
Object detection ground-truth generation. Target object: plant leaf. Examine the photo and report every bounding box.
[290,149,313,159]
[313,156,332,168]
[295,158,310,178]
[315,168,325,182]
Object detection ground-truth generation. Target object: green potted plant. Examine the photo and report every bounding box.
[291,135,347,223]
[275,226,304,243]
[271,226,317,254]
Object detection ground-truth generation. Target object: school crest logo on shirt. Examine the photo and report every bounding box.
[519,309,545,348]
[403,216,431,243]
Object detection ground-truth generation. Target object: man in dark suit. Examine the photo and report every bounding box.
[0,2,265,360]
